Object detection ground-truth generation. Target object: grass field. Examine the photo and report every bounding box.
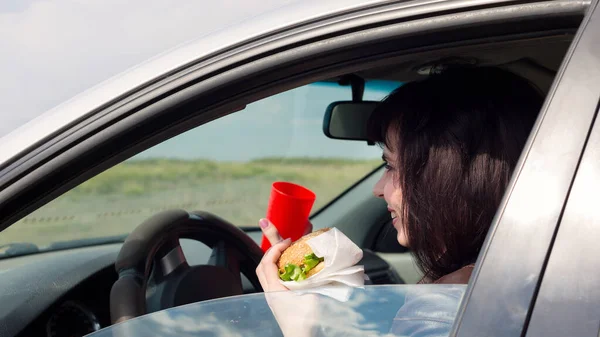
[0,157,381,248]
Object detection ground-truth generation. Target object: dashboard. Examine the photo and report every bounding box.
[26,272,113,337]
[0,231,402,337]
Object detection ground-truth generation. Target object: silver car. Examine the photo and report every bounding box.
[1,0,599,336]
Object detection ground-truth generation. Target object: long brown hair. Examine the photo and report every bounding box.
[368,67,542,281]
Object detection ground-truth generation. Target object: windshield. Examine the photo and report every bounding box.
[87,285,466,337]
[0,81,400,254]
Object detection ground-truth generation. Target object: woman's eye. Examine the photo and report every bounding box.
[384,162,393,171]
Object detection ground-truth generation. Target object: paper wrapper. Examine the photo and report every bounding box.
[279,227,365,301]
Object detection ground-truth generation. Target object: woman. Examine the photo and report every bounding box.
[258,66,542,290]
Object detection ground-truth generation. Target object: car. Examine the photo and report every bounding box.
[1,0,600,336]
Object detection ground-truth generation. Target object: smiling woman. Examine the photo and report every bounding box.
[0,81,397,249]
[368,67,543,282]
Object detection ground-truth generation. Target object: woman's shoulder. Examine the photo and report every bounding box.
[433,264,475,285]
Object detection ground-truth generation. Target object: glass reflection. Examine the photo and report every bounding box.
[90,285,466,337]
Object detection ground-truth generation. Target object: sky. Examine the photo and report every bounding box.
[136,81,398,161]
[0,0,396,161]
[0,0,300,137]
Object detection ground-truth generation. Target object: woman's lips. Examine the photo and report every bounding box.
[388,207,398,225]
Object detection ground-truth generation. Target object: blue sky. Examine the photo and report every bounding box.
[136,81,400,161]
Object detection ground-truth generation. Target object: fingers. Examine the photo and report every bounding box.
[260,218,314,242]
[256,262,265,280]
[256,217,314,292]
[264,239,291,291]
[263,237,291,263]
[256,238,291,292]
[259,218,282,246]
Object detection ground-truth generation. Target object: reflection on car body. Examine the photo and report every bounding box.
[91,286,466,337]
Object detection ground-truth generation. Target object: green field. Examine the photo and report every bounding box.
[1,158,381,247]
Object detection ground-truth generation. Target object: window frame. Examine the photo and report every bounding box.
[522,2,600,336]
[453,1,600,336]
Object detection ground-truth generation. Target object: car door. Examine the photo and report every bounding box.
[453,1,600,336]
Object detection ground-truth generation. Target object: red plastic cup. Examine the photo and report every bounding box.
[260,182,316,252]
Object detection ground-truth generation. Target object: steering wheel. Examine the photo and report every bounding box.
[109,209,264,324]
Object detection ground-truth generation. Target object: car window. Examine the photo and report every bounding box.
[86,285,466,337]
[0,81,400,249]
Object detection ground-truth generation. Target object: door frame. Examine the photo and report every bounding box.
[453,1,600,336]
[524,1,600,334]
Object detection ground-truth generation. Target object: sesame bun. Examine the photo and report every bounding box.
[277,228,330,278]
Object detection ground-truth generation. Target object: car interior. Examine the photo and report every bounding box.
[0,21,578,337]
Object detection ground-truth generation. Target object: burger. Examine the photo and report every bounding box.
[277,228,330,282]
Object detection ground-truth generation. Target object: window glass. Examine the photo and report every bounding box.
[86,285,466,337]
[1,81,400,248]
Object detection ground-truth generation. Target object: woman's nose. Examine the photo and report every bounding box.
[373,175,385,198]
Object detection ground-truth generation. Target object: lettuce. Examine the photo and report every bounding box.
[303,253,323,271]
[279,253,325,282]
[279,264,304,281]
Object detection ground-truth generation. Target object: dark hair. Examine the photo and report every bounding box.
[367,67,543,281]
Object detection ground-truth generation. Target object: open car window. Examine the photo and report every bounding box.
[0,81,400,250]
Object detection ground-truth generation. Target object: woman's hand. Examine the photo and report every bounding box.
[256,219,320,337]
[255,218,313,292]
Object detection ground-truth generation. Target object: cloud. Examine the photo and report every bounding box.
[144,311,247,337]
[96,288,407,336]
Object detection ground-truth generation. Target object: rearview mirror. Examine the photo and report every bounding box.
[323,101,378,143]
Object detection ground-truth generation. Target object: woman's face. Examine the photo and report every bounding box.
[372,144,409,247]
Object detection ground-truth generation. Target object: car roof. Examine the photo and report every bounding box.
[0,0,387,167]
